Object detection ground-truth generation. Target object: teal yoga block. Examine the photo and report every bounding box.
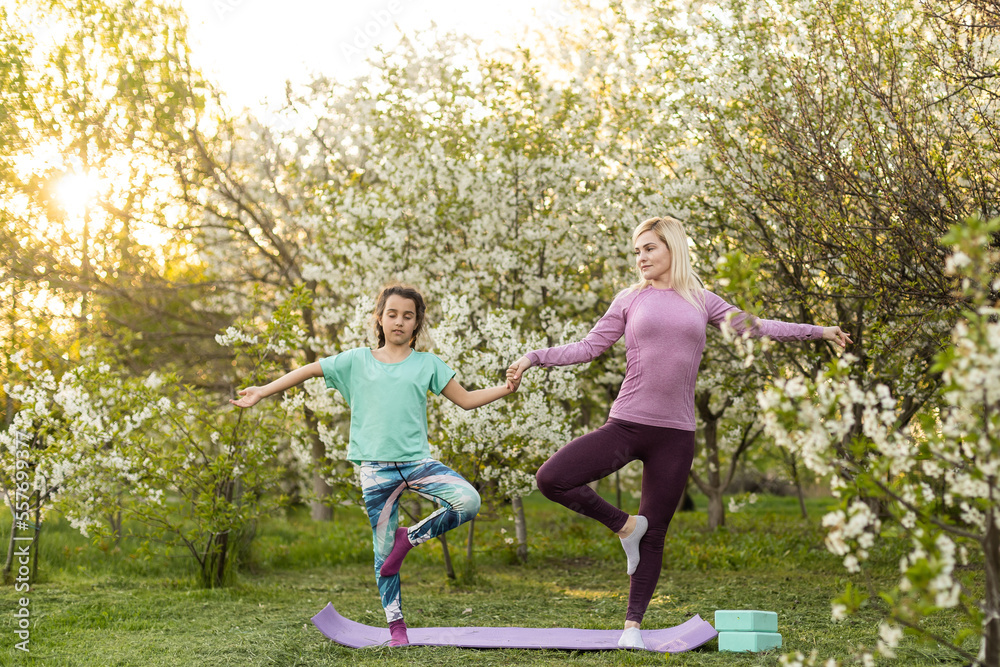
[714,610,779,633]
[718,631,783,652]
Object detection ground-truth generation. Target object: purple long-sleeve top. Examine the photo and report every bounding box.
[527,286,823,431]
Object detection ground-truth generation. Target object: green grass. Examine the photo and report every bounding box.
[0,493,978,666]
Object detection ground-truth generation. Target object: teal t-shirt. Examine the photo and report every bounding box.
[319,347,456,463]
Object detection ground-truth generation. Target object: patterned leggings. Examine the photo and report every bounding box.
[358,458,481,623]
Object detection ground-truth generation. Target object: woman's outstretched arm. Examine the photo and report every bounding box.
[707,291,852,347]
[821,326,852,348]
[508,294,630,382]
[230,362,324,408]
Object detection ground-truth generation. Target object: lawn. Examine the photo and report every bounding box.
[0,493,977,666]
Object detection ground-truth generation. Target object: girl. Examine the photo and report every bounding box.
[232,284,519,647]
[507,217,850,649]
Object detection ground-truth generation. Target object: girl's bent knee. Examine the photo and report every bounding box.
[466,491,481,518]
[456,487,481,520]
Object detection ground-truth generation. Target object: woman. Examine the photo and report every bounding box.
[233,284,520,646]
[507,217,850,649]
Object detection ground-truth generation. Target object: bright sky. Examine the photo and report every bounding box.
[179,0,573,112]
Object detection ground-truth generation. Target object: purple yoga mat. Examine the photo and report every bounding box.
[311,603,718,653]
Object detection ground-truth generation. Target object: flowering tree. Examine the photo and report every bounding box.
[760,215,999,663]
[125,288,307,587]
[568,0,1000,533]
[690,344,768,529]
[0,354,62,583]
[619,0,999,657]
[267,29,690,539]
[169,82,366,519]
[2,289,306,587]
[652,0,993,398]
[430,294,584,559]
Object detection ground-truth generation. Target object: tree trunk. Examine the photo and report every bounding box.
[305,408,333,521]
[208,478,237,587]
[983,508,1000,666]
[701,399,725,530]
[109,505,123,548]
[31,498,41,583]
[512,495,528,563]
[437,533,455,579]
[707,490,725,531]
[788,453,808,520]
[3,498,16,582]
[675,478,694,514]
[310,465,332,520]
[213,530,229,588]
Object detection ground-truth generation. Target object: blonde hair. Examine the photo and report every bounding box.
[627,216,705,312]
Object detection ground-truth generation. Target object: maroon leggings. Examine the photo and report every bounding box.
[535,418,695,624]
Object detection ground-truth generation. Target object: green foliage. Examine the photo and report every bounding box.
[0,495,977,665]
[131,285,311,587]
[711,250,766,317]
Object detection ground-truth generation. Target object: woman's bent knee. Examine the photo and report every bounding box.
[535,463,560,499]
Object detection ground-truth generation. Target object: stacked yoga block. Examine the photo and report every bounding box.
[714,610,782,652]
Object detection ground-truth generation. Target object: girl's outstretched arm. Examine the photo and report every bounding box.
[230,362,324,408]
[441,375,519,411]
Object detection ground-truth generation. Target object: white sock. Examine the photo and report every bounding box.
[618,626,645,649]
[619,515,648,576]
